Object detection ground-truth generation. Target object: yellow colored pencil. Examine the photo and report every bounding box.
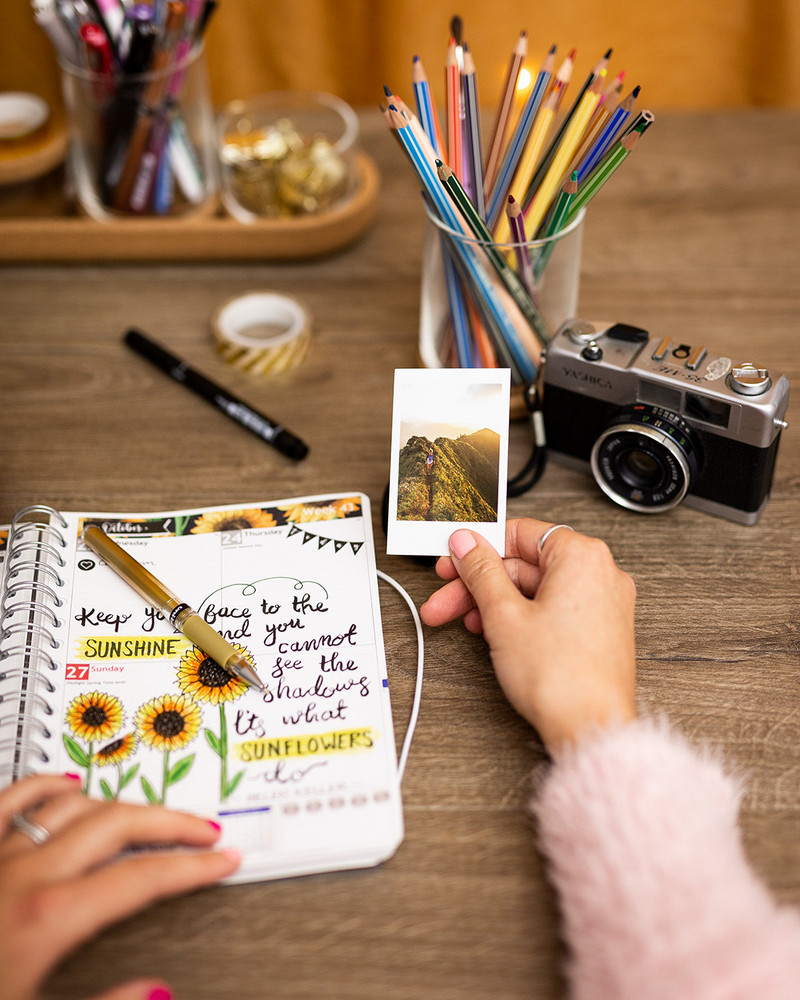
[523,72,606,236]
[492,87,558,245]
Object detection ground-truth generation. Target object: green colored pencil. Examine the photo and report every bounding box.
[564,130,641,226]
[533,171,578,279]
[436,160,551,346]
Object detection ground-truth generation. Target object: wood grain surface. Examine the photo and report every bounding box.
[1,110,798,1000]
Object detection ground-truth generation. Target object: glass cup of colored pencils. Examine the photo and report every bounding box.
[418,204,585,377]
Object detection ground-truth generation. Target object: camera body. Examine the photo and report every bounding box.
[541,320,790,524]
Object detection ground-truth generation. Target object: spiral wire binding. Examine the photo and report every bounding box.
[0,506,69,778]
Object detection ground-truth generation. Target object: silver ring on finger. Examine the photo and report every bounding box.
[10,812,50,845]
[537,523,574,553]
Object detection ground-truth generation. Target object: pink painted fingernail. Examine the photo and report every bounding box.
[207,819,222,833]
[147,989,172,1000]
[450,529,477,559]
[64,773,81,781]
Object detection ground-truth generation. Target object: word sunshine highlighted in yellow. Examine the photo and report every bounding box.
[234,728,376,762]
[75,635,191,661]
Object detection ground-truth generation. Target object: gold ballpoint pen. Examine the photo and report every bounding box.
[82,524,267,692]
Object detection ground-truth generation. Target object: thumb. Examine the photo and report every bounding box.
[448,529,521,628]
[85,981,173,1000]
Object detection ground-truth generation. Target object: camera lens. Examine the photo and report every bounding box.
[620,449,661,489]
[590,404,701,513]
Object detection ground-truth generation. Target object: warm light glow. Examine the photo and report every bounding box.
[516,68,532,92]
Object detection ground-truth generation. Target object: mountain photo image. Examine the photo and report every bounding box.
[396,426,500,523]
[387,368,510,558]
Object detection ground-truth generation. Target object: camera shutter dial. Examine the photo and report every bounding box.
[729,363,771,396]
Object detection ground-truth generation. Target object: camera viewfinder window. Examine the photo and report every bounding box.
[636,381,681,412]
[684,393,732,428]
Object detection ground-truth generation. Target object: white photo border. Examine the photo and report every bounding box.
[386,368,510,557]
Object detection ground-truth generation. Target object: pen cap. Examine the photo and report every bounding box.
[58,37,217,220]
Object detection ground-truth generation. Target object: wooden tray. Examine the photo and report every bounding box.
[0,150,379,263]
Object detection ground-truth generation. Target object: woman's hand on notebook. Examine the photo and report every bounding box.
[0,772,240,1000]
[420,518,637,755]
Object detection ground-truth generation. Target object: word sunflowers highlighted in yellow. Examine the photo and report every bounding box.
[233,728,376,762]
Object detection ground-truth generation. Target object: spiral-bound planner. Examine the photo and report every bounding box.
[0,494,403,882]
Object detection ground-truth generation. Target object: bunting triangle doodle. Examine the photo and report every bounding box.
[302,531,315,545]
[334,540,346,553]
[350,542,363,555]
[317,537,330,549]
[287,524,301,538]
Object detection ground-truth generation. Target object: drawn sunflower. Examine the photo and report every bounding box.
[93,733,139,802]
[177,644,252,801]
[66,691,123,742]
[63,691,124,795]
[135,693,201,805]
[136,693,201,752]
[190,508,277,534]
[176,645,250,705]
[279,496,361,524]
[93,732,137,765]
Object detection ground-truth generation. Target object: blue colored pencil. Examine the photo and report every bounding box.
[576,85,639,184]
[387,106,538,382]
[409,65,476,367]
[484,45,555,229]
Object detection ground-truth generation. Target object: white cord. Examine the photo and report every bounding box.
[376,570,424,783]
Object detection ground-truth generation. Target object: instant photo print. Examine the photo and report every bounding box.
[387,368,510,557]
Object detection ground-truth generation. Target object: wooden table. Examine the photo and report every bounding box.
[1,111,798,999]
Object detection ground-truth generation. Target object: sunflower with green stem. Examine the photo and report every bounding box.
[64,691,124,794]
[135,693,201,805]
[177,643,252,800]
[92,733,139,801]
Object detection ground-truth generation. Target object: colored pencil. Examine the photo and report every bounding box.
[533,171,578,279]
[490,54,571,246]
[387,108,539,379]
[575,84,639,183]
[483,29,527,196]
[522,47,612,211]
[623,109,656,136]
[461,44,485,217]
[505,195,536,296]
[412,55,445,160]
[411,58,480,366]
[485,44,555,228]
[437,161,550,346]
[524,72,605,236]
[446,37,463,178]
[563,130,640,226]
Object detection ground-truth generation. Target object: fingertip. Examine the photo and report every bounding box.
[449,529,478,560]
[219,847,242,873]
[463,607,483,634]
[147,988,173,1000]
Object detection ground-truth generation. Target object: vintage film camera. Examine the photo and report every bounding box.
[541,320,790,524]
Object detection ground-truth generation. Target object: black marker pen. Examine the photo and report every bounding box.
[124,328,309,460]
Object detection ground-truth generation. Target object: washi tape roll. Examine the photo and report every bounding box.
[211,291,311,375]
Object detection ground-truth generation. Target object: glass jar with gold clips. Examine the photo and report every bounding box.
[217,90,359,223]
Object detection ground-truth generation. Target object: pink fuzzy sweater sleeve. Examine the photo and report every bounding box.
[532,718,800,999]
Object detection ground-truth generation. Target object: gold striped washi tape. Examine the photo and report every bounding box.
[211,291,311,375]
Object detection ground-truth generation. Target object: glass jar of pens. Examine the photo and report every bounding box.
[56,1,217,220]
